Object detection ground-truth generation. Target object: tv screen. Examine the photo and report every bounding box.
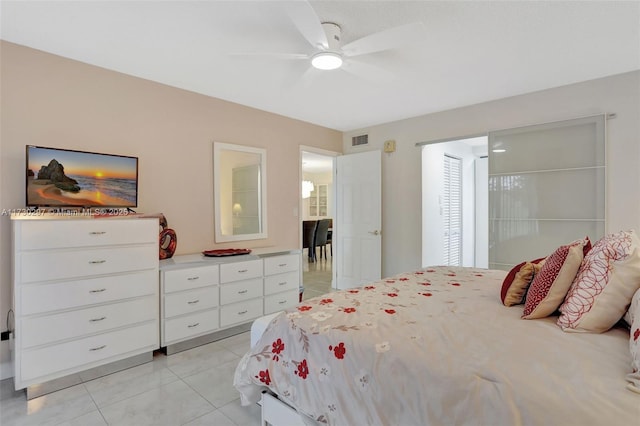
[26,145,138,208]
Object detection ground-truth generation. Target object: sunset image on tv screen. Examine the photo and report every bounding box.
[26,146,138,207]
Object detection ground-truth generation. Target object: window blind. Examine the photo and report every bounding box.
[443,154,462,266]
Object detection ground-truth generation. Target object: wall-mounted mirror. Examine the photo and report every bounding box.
[213,142,267,242]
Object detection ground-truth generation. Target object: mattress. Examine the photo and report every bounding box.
[235,266,638,425]
[250,311,280,348]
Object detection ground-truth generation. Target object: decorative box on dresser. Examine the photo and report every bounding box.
[11,214,159,399]
[159,248,301,354]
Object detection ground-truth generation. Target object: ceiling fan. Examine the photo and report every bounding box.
[236,1,426,72]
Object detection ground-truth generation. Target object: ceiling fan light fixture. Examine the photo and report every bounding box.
[311,51,343,70]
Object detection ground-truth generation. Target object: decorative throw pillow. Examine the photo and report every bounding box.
[522,237,590,319]
[501,260,545,306]
[624,307,633,327]
[558,230,640,333]
[626,288,640,393]
[624,297,633,326]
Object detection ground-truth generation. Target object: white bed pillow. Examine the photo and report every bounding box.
[627,288,640,393]
[558,230,640,333]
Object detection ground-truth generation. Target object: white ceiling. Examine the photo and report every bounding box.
[2,1,639,132]
[302,151,334,173]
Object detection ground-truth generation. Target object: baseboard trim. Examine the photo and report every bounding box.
[26,352,152,400]
[0,340,12,381]
[0,360,13,381]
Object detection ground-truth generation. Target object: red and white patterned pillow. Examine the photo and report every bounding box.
[522,238,590,319]
[558,230,640,333]
[627,288,640,393]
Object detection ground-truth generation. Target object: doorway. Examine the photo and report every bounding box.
[300,147,338,300]
[421,136,488,268]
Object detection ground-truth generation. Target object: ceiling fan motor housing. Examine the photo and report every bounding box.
[322,22,342,50]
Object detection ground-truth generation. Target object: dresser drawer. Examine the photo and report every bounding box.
[163,265,219,293]
[220,298,263,328]
[20,245,157,283]
[20,270,156,315]
[264,271,299,296]
[264,290,299,315]
[21,321,157,382]
[220,259,262,283]
[21,297,156,348]
[264,254,299,276]
[18,218,157,250]
[164,309,219,345]
[164,287,219,318]
[220,278,263,305]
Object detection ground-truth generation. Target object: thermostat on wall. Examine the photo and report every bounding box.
[384,140,396,153]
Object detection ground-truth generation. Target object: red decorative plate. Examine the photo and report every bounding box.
[202,248,252,257]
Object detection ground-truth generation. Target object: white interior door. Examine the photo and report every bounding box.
[335,150,382,289]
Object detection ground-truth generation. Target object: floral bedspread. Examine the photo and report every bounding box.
[234,266,637,426]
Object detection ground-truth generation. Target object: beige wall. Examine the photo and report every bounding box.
[344,71,640,278]
[0,42,342,372]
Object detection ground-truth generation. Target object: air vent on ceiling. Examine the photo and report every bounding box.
[352,134,369,146]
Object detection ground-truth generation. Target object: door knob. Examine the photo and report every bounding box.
[369,230,381,236]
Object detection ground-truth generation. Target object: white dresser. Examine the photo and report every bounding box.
[161,263,220,347]
[159,249,301,353]
[263,254,300,315]
[219,259,264,328]
[11,215,159,397]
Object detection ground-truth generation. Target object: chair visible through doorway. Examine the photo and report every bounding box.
[314,219,331,260]
[302,220,318,262]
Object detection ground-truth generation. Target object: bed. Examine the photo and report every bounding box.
[234,265,639,425]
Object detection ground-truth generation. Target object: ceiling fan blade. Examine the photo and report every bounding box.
[285,1,328,49]
[341,58,395,83]
[341,22,426,57]
[229,52,309,60]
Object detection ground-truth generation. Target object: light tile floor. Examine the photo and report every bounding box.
[0,332,260,426]
[302,248,333,301]
[0,254,332,426]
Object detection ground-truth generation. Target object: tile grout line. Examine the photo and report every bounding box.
[80,381,110,425]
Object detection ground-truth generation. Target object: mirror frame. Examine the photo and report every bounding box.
[213,142,268,243]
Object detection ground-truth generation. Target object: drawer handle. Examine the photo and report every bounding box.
[238,289,248,294]
[238,269,248,273]
[238,310,248,315]
[89,316,106,322]
[188,323,200,328]
[278,282,287,286]
[278,263,287,267]
[187,276,200,281]
[90,288,106,293]
[187,300,200,304]
[89,345,106,351]
[89,231,106,235]
[89,260,106,264]
[278,300,287,304]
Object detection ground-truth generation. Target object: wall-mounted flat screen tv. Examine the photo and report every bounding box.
[26,145,138,208]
